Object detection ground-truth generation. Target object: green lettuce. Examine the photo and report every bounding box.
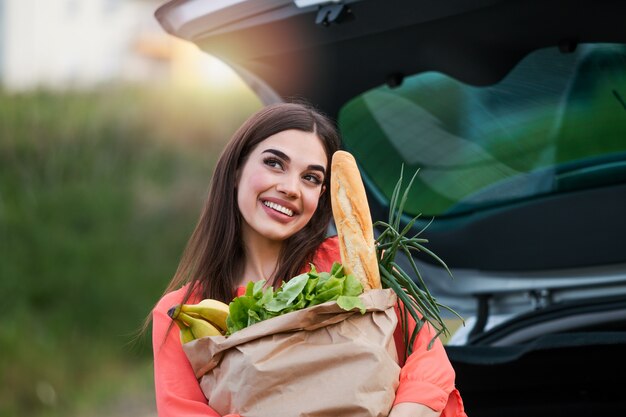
[226,262,366,334]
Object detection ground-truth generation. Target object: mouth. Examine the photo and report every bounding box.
[263,200,294,217]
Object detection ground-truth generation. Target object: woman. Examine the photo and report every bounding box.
[151,102,467,417]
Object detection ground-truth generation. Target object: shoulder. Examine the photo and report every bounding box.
[153,284,196,315]
[319,234,339,250]
[311,235,340,272]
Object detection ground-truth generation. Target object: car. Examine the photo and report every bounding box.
[155,1,626,416]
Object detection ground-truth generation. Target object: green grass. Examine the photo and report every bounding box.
[0,84,261,417]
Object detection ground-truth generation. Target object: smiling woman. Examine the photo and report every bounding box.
[149,101,342,416]
[236,129,328,261]
[154,101,340,302]
[149,101,467,417]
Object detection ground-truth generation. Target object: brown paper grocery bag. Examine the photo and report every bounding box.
[183,289,401,417]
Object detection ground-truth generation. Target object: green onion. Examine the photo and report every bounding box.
[375,167,463,358]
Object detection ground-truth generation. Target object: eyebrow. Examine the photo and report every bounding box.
[262,148,326,175]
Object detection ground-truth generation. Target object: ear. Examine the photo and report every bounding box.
[320,184,326,196]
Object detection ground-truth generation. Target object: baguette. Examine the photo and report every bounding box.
[330,151,381,290]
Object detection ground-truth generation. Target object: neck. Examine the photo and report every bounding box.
[240,229,284,287]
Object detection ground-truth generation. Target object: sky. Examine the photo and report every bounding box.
[0,0,252,94]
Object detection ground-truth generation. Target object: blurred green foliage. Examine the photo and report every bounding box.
[0,84,261,417]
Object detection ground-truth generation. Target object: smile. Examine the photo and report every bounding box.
[263,201,294,217]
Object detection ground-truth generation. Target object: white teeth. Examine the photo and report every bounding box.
[263,201,294,217]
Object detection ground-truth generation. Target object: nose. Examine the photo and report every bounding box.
[276,174,300,198]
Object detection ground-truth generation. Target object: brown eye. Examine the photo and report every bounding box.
[263,157,283,170]
[303,173,323,185]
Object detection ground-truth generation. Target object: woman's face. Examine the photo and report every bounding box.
[236,129,328,246]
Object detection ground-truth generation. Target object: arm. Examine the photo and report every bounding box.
[389,303,466,417]
[152,290,240,417]
[389,402,440,417]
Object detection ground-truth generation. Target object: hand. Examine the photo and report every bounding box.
[388,402,441,417]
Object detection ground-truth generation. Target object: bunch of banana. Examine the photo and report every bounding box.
[167,299,230,343]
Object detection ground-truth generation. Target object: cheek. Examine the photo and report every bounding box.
[240,169,271,195]
[302,189,322,216]
[237,170,262,214]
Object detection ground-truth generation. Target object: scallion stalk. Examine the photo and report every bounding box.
[375,167,463,358]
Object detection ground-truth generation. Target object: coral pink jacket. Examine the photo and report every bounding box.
[152,236,467,417]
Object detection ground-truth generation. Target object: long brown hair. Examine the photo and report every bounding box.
[163,101,340,305]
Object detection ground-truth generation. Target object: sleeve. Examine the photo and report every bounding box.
[152,290,241,417]
[392,304,467,417]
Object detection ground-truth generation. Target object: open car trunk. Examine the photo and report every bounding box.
[156,1,626,415]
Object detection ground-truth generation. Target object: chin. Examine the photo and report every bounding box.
[259,229,292,242]
[263,227,302,242]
